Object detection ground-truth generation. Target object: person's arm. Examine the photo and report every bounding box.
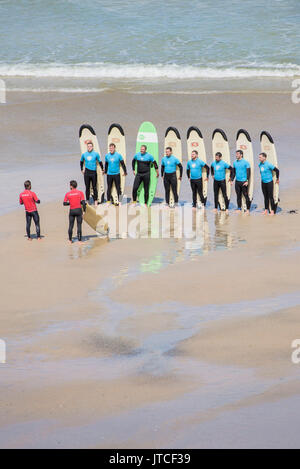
[231,167,236,181]
[211,165,214,177]
[99,161,104,171]
[80,154,84,171]
[80,192,87,211]
[274,167,280,181]
[120,160,127,175]
[63,194,70,206]
[187,168,191,179]
[247,167,251,181]
[228,165,234,180]
[105,161,108,174]
[161,164,165,177]
[204,164,210,178]
[132,158,136,172]
[19,195,23,205]
[153,160,158,170]
[33,192,40,204]
[178,162,183,178]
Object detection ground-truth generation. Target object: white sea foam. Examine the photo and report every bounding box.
[0,62,300,79]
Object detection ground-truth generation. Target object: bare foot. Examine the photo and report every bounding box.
[192,207,197,211]
[68,240,73,245]
[269,210,275,216]
[235,209,241,213]
[225,209,229,214]
[262,210,268,215]
[78,240,85,244]
[213,208,218,213]
[37,237,42,241]
[246,210,250,215]
[27,238,32,241]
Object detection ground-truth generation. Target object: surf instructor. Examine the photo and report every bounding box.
[63,180,86,244]
[161,146,183,206]
[259,152,279,216]
[132,144,159,206]
[80,141,103,206]
[231,149,251,214]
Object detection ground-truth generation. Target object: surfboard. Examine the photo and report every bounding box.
[79,124,105,203]
[212,129,231,210]
[187,126,207,207]
[164,127,182,207]
[79,124,107,234]
[260,131,279,213]
[236,129,254,211]
[135,121,159,206]
[107,123,126,205]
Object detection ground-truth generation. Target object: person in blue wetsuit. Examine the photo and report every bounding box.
[132,145,159,205]
[186,150,210,209]
[259,152,279,216]
[231,149,251,214]
[211,152,233,213]
[161,147,183,206]
[104,143,127,205]
[80,141,103,205]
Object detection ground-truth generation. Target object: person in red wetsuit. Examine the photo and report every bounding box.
[63,180,86,244]
[19,180,41,241]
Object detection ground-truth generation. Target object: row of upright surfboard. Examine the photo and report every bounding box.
[79,122,279,232]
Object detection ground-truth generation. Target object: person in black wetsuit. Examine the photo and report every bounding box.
[132,145,159,206]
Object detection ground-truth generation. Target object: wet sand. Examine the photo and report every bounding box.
[0,89,300,448]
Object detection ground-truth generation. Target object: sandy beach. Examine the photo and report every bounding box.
[0,86,300,448]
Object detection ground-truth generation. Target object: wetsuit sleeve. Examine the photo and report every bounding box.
[211,165,214,176]
[274,167,280,180]
[178,162,183,178]
[231,167,236,181]
[153,160,158,170]
[247,168,251,181]
[33,192,40,204]
[132,158,136,172]
[229,166,234,180]
[99,161,104,171]
[187,168,190,179]
[161,164,165,177]
[204,164,210,177]
[120,160,127,175]
[80,160,84,171]
[105,161,108,174]
[80,192,86,212]
[63,193,70,206]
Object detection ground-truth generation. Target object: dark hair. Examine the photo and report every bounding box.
[87,140,93,145]
[109,143,116,148]
[215,152,222,157]
[166,146,172,152]
[70,180,77,188]
[24,180,31,189]
[191,150,198,155]
[236,149,243,157]
[141,145,147,151]
[260,152,267,158]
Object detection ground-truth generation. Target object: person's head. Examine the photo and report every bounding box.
[236,149,243,160]
[215,152,222,162]
[24,180,31,190]
[109,143,116,154]
[87,141,93,152]
[165,147,172,157]
[70,180,77,190]
[259,152,267,163]
[140,145,147,154]
[191,150,198,160]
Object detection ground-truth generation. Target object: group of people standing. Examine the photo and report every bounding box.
[19,140,280,243]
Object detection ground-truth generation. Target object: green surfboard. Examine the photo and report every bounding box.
[135,121,159,206]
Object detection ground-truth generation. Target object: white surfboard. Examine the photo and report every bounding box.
[164,127,182,207]
[187,126,207,207]
[236,129,254,211]
[79,124,107,234]
[79,124,105,203]
[107,123,126,205]
[260,131,279,212]
[212,129,231,210]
